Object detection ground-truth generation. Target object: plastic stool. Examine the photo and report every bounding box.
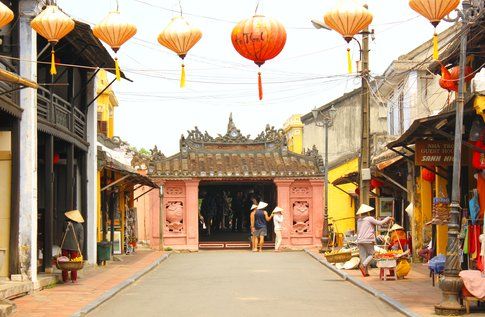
[379,267,397,281]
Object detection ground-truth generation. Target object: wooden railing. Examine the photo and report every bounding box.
[37,86,86,140]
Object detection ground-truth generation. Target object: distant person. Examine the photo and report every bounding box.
[388,224,408,251]
[251,202,273,252]
[272,207,284,252]
[356,204,393,277]
[231,191,244,232]
[201,192,216,236]
[249,204,258,251]
[61,210,84,283]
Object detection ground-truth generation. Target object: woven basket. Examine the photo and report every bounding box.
[56,260,84,271]
[325,252,352,263]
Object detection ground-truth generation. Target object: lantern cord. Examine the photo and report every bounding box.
[116,0,119,11]
[180,63,186,88]
[433,31,439,60]
[114,57,121,81]
[179,0,183,16]
[346,48,352,74]
[255,0,261,15]
[50,49,57,76]
[258,71,263,100]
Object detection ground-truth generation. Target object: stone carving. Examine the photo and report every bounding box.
[305,145,324,170]
[254,124,286,144]
[166,187,184,196]
[291,187,311,196]
[292,201,310,233]
[165,201,184,232]
[149,145,165,161]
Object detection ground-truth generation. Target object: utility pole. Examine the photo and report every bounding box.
[359,24,371,206]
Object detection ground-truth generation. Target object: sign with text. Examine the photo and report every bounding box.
[415,140,454,166]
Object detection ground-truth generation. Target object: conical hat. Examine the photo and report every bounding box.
[356,204,374,215]
[272,206,283,213]
[257,201,268,210]
[389,224,404,232]
[65,210,84,223]
[250,204,258,210]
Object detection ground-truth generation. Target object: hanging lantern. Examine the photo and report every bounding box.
[53,153,60,165]
[31,5,75,76]
[158,16,202,88]
[93,9,137,81]
[324,0,373,74]
[439,63,458,92]
[422,168,436,182]
[0,2,14,29]
[231,15,286,100]
[370,179,384,189]
[409,0,460,60]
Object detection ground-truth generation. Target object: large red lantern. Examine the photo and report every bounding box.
[422,168,436,182]
[440,63,475,92]
[231,15,286,100]
[370,179,384,189]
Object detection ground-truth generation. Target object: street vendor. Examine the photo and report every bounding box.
[388,224,409,251]
[356,204,394,277]
[61,210,84,283]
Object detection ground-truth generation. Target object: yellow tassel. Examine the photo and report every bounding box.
[258,71,263,100]
[115,58,121,81]
[347,48,352,74]
[50,50,57,76]
[180,64,186,88]
[433,32,439,60]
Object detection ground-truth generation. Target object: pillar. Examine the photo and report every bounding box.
[435,171,448,255]
[184,180,200,250]
[274,179,293,246]
[18,0,38,283]
[43,135,54,271]
[310,180,324,246]
[86,72,98,264]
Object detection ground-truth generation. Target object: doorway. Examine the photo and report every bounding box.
[198,180,276,244]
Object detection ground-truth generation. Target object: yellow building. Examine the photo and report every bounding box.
[97,69,118,138]
[0,131,11,277]
[328,156,358,235]
[283,115,304,154]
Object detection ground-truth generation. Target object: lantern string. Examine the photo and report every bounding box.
[346,48,352,74]
[254,0,262,15]
[116,0,119,11]
[258,71,263,100]
[432,31,439,60]
[179,0,183,16]
[180,63,186,88]
[50,49,57,76]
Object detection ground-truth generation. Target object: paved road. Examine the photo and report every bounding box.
[89,251,403,317]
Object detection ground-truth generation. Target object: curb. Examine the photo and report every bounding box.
[304,249,421,317]
[71,252,171,317]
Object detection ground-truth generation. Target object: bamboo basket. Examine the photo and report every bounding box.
[56,260,84,271]
[325,252,352,263]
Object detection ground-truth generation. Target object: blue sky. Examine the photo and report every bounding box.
[58,0,452,155]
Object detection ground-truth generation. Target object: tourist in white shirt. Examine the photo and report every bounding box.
[273,207,284,252]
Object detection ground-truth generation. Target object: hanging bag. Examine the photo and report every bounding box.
[56,222,84,271]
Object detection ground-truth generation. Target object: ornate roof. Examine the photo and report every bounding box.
[146,114,323,179]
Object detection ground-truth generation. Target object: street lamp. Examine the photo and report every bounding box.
[433,0,484,315]
[312,105,337,251]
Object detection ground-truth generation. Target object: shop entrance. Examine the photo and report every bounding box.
[198,180,276,248]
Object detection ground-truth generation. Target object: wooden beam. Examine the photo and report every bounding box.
[43,134,54,271]
[101,174,130,191]
[9,118,20,275]
[376,170,409,194]
[80,151,88,257]
[66,143,74,210]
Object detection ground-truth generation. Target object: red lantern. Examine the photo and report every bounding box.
[472,140,485,169]
[422,168,436,182]
[370,179,384,189]
[439,64,475,92]
[355,187,360,195]
[53,153,60,164]
[231,15,286,100]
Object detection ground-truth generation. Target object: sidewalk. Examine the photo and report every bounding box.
[306,248,485,317]
[11,250,167,317]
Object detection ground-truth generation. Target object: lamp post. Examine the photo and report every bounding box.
[312,105,337,251]
[435,0,484,315]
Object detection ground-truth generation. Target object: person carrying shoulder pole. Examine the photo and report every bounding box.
[356,204,394,277]
[251,202,273,252]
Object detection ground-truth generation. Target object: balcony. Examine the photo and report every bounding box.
[37,86,88,149]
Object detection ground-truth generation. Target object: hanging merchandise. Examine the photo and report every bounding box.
[0,2,14,29]
[31,4,75,76]
[324,0,373,74]
[231,6,286,100]
[432,197,450,225]
[422,167,436,182]
[469,190,480,225]
[408,0,460,60]
[158,11,202,88]
[93,1,137,81]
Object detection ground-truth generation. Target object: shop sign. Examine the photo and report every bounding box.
[415,140,454,166]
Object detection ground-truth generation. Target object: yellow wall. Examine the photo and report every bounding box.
[97,171,103,242]
[328,158,358,234]
[96,69,118,138]
[435,171,448,255]
[0,132,11,277]
[283,115,304,154]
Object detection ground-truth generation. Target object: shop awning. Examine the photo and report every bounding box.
[102,165,159,190]
[332,171,359,186]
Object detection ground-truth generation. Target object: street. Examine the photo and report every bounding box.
[88,251,403,317]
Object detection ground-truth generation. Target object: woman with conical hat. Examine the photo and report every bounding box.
[250,202,273,252]
[388,223,408,251]
[61,210,84,283]
[272,207,284,252]
[356,204,393,277]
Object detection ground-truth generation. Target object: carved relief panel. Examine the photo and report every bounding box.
[290,186,311,197]
[165,201,184,233]
[165,186,184,197]
[292,201,310,233]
